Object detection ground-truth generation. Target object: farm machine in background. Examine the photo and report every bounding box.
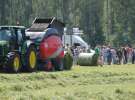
[0,18,73,73]
[26,17,72,71]
[0,26,37,72]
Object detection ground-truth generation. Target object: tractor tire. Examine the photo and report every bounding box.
[5,52,21,73]
[51,58,64,71]
[25,45,37,72]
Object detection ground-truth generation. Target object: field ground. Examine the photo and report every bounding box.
[0,65,135,100]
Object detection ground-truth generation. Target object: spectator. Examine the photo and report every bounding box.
[94,45,100,56]
[128,47,133,63]
[107,47,112,65]
[122,47,128,64]
[132,48,135,64]
[116,48,122,64]
[73,45,80,65]
[65,43,72,56]
[98,54,103,66]
[111,48,117,64]
[102,46,108,65]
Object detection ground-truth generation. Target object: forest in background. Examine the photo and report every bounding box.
[0,0,135,47]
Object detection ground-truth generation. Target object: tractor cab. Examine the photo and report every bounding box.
[0,26,26,50]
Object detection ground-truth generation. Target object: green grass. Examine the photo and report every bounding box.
[0,65,135,100]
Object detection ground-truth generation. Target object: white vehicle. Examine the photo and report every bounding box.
[63,34,89,49]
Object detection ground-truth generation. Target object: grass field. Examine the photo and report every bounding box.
[0,65,135,100]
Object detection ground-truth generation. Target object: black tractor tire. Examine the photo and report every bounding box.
[5,52,21,73]
[25,45,37,72]
[51,58,64,71]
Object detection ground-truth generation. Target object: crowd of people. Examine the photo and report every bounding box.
[95,45,135,66]
[64,43,135,66]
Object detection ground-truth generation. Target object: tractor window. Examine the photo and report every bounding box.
[0,29,12,41]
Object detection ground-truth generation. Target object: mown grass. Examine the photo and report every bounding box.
[0,64,135,100]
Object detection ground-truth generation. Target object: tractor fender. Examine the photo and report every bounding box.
[25,40,35,48]
[22,40,35,54]
[21,40,36,65]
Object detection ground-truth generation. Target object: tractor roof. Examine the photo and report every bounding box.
[0,26,25,29]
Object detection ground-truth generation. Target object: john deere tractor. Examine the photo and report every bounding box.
[0,26,37,73]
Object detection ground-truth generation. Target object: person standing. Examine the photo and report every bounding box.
[122,47,128,64]
[132,48,135,64]
[95,45,100,56]
[107,47,112,65]
[95,45,101,65]
[116,48,122,64]
[111,48,117,64]
[128,47,133,63]
[101,46,107,65]
[98,54,103,66]
[73,45,80,65]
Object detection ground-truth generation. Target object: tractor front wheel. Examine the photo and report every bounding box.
[5,52,21,73]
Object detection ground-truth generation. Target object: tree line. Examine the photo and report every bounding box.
[0,0,135,47]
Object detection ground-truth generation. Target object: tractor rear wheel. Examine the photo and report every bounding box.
[5,52,21,73]
[25,45,37,72]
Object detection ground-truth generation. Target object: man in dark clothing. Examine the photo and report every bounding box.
[107,48,112,65]
[122,47,128,64]
[116,49,122,64]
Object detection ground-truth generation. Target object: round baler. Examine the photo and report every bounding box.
[26,17,73,71]
[39,29,64,60]
[26,28,65,71]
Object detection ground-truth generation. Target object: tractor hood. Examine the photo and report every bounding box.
[0,40,9,46]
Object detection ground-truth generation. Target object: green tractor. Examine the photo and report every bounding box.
[0,26,37,73]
